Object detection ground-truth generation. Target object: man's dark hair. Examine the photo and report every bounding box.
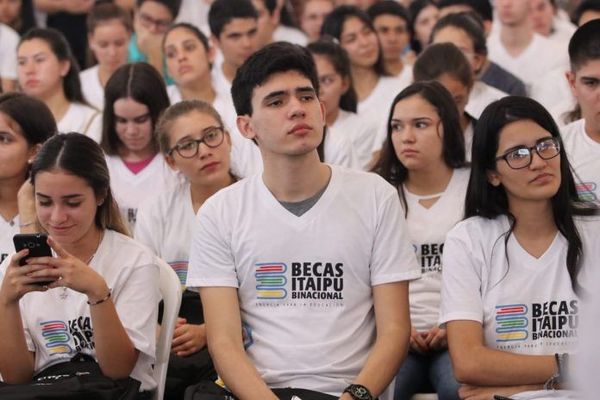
[437,0,493,22]
[135,0,181,19]
[208,0,258,38]
[367,1,410,25]
[568,19,600,70]
[573,0,600,25]
[231,42,319,116]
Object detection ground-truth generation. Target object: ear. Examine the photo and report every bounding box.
[210,35,221,52]
[165,153,179,171]
[340,76,350,94]
[27,143,42,163]
[59,59,71,78]
[486,169,501,187]
[236,115,257,141]
[472,54,485,75]
[566,71,577,98]
[207,44,216,64]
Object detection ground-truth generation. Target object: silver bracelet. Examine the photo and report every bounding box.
[87,289,112,306]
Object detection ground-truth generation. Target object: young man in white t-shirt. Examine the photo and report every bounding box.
[561,20,600,204]
[187,42,419,400]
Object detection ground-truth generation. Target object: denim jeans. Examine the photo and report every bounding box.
[394,349,460,400]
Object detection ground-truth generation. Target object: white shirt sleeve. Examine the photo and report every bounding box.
[0,24,19,80]
[134,200,162,257]
[440,223,485,324]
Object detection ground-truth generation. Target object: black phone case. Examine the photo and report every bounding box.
[13,233,52,266]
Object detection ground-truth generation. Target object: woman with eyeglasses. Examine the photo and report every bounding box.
[100,62,177,232]
[440,96,599,399]
[134,100,235,400]
[373,81,466,400]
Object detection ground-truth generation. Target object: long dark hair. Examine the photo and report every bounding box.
[19,28,86,104]
[373,81,465,213]
[31,133,128,235]
[465,96,595,293]
[307,38,357,113]
[101,62,170,156]
[0,92,56,146]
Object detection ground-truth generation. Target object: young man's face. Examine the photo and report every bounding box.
[237,70,326,158]
[495,0,531,27]
[568,60,600,133]
[252,0,278,48]
[134,0,174,35]
[373,14,410,63]
[529,0,555,37]
[214,18,259,69]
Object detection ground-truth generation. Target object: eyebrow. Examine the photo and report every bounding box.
[36,193,84,200]
[114,112,150,120]
[175,126,222,142]
[391,116,434,122]
[263,86,316,102]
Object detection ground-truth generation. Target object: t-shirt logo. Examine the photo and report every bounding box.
[256,262,287,299]
[576,182,597,202]
[169,261,188,285]
[40,320,74,355]
[495,304,528,342]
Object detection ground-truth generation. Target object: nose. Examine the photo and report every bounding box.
[50,205,68,224]
[287,97,307,119]
[529,149,547,169]
[400,126,416,143]
[124,121,139,134]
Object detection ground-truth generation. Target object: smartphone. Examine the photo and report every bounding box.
[13,233,52,266]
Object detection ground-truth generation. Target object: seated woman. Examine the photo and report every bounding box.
[0,133,160,397]
[441,96,600,399]
[413,42,477,161]
[373,81,467,400]
[80,2,132,111]
[0,92,56,263]
[307,39,358,169]
[17,28,101,141]
[135,100,235,400]
[101,62,177,232]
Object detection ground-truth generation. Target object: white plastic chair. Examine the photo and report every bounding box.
[154,258,182,400]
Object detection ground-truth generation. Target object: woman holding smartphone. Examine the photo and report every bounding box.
[0,93,56,264]
[441,97,600,399]
[0,133,159,398]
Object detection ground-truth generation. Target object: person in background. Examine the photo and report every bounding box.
[530,0,576,45]
[0,92,55,263]
[80,2,132,111]
[298,0,334,43]
[129,0,181,83]
[17,28,101,141]
[0,0,36,35]
[408,0,439,55]
[101,62,176,232]
[0,22,19,92]
[574,0,600,25]
[367,1,412,75]
[251,0,307,47]
[374,80,467,400]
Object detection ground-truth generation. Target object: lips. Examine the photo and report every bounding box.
[288,123,312,135]
[178,65,193,75]
[48,225,74,234]
[530,173,553,184]
[201,161,220,171]
[401,149,418,156]
[25,79,40,87]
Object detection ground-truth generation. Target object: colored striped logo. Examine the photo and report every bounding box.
[40,320,73,355]
[576,182,597,202]
[495,304,528,342]
[255,263,287,299]
[169,261,188,285]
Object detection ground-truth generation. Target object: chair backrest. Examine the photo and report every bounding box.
[154,258,182,400]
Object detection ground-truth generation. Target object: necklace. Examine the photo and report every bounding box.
[59,232,104,300]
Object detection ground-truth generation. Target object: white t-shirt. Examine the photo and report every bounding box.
[187,165,420,395]
[273,25,308,46]
[405,168,469,332]
[466,81,507,120]
[0,23,18,80]
[0,229,160,391]
[211,61,232,98]
[331,110,379,171]
[58,103,102,143]
[440,215,600,355]
[324,124,358,169]
[562,119,600,203]
[105,154,180,232]
[134,179,195,285]
[79,65,105,111]
[530,67,573,113]
[487,32,568,93]
[0,214,19,265]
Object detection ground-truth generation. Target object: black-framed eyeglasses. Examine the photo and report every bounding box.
[168,127,225,158]
[495,137,561,170]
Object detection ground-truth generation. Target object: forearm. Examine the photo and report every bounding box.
[89,294,138,379]
[451,344,556,386]
[208,337,277,400]
[0,302,35,383]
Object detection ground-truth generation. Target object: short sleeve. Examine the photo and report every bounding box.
[134,200,162,257]
[440,225,485,324]
[0,25,18,79]
[186,197,238,288]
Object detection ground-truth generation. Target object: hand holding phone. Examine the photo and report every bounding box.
[13,233,56,286]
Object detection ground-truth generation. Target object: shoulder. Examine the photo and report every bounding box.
[561,119,585,138]
[448,215,509,244]
[100,230,157,268]
[331,166,398,200]
[79,66,98,80]
[200,175,258,212]
[0,23,19,44]
[138,180,188,216]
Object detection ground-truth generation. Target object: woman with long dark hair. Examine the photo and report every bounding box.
[374,81,466,400]
[440,96,599,399]
[0,133,159,397]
